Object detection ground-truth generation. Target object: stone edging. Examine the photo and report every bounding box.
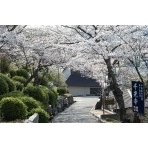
[25,113,39,123]
[90,107,107,123]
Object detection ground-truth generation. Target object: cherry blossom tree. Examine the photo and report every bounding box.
[55,25,148,121]
[1,26,75,86]
[1,25,148,121]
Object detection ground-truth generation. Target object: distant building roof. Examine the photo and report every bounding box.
[66,71,100,87]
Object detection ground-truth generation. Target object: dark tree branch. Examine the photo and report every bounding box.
[62,25,84,38]
[6,25,18,32]
[77,25,94,38]
[118,35,136,52]
[0,43,5,49]
[16,25,27,34]
[111,44,122,52]
[92,25,97,30]
[59,41,80,45]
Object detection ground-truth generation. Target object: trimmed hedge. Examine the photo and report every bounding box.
[18,96,41,115]
[16,69,29,79]
[12,76,27,84]
[23,85,49,109]
[15,81,24,91]
[29,107,50,123]
[0,77,9,96]
[0,73,16,92]
[39,86,58,108]
[0,97,27,121]
[0,91,25,101]
[48,90,58,108]
[9,69,17,78]
[57,87,67,95]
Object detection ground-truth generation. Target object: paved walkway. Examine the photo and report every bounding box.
[52,96,99,123]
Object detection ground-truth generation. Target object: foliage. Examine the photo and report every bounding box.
[48,90,58,107]
[0,97,27,121]
[57,87,67,95]
[38,75,48,86]
[45,73,53,81]
[0,91,25,102]
[0,77,9,96]
[23,85,49,109]
[9,69,17,78]
[50,69,67,87]
[16,69,29,79]
[15,81,24,91]
[18,96,41,115]
[12,76,27,84]
[0,73,16,92]
[0,56,11,74]
[29,107,50,123]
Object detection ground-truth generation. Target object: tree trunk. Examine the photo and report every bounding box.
[24,68,39,87]
[104,58,125,121]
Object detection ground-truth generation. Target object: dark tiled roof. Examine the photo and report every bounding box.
[66,71,100,87]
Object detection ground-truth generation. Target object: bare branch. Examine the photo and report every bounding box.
[6,25,18,32]
[111,44,122,52]
[77,25,94,39]
[16,25,27,34]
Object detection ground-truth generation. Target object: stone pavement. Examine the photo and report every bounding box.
[52,96,99,123]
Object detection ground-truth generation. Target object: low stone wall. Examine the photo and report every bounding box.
[25,113,39,123]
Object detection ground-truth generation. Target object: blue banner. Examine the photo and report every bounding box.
[132,81,145,114]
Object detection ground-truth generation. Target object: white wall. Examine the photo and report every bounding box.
[68,86,90,96]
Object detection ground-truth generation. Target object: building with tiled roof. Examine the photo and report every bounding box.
[63,69,101,96]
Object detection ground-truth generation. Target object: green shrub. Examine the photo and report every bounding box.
[0,77,9,96]
[38,85,49,98]
[9,69,17,78]
[0,91,25,100]
[57,87,67,95]
[38,75,48,86]
[23,85,49,109]
[30,107,50,123]
[16,69,29,79]
[0,56,11,74]
[19,96,41,115]
[15,81,24,91]
[0,97,27,121]
[0,73,16,92]
[48,90,58,107]
[12,76,27,84]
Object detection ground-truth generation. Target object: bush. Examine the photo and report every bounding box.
[30,107,50,123]
[23,85,49,109]
[0,73,16,92]
[0,77,9,96]
[0,91,25,100]
[48,90,58,108]
[15,81,24,91]
[0,97,27,121]
[12,76,27,84]
[38,75,48,86]
[16,69,29,79]
[0,56,11,74]
[19,97,41,114]
[57,87,67,95]
[9,69,17,78]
